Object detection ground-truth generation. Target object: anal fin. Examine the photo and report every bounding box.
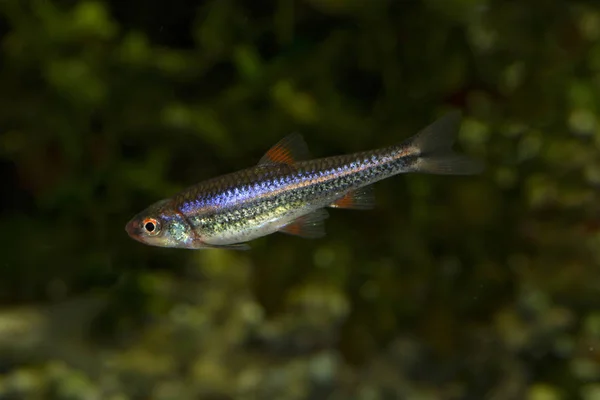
[329,186,375,210]
[279,209,329,239]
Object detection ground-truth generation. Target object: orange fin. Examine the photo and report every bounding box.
[279,209,329,239]
[258,133,311,166]
[329,186,375,210]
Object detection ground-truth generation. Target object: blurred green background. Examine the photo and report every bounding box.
[1,0,600,399]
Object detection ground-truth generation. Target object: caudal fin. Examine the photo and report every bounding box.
[408,111,484,175]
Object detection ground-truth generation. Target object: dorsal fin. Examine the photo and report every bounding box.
[258,132,311,166]
[329,186,375,210]
[279,209,329,238]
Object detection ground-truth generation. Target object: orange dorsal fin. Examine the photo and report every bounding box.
[279,209,329,238]
[258,133,311,166]
[329,186,375,210]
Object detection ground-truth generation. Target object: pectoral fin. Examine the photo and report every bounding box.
[191,239,251,250]
[204,243,251,250]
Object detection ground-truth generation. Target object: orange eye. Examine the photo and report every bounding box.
[142,218,160,236]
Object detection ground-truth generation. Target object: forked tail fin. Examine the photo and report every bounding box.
[407,111,484,175]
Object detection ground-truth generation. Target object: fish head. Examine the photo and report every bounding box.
[125,199,195,248]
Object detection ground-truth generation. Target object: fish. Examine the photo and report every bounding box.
[125,111,483,250]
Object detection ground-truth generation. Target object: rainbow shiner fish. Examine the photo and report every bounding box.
[125,112,483,250]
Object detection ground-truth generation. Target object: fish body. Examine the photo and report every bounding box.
[125,112,483,249]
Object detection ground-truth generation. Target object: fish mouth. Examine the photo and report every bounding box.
[125,219,143,242]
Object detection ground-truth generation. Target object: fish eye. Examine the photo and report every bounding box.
[142,218,160,236]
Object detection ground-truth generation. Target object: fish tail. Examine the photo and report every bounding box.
[406,111,484,175]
